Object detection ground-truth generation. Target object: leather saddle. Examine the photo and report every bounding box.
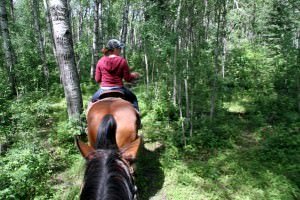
[98,89,125,100]
[97,89,142,129]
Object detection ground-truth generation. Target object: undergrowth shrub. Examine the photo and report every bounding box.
[259,122,300,164]
[51,118,84,151]
[0,145,53,199]
[0,92,53,147]
[0,91,80,199]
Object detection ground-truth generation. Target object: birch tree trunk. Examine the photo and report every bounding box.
[98,0,103,51]
[210,4,221,120]
[120,0,129,58]
[210,0,227,119]
[90,0,100,79]
[77,2,89,41]
[172,0,182,106]
[129,10,135,47]
[172,44,178,106]
[49,0,83,120]
[204,0,209,41]
[297,30,300,113]
[144,49,149,93]
[221,36,227,78]
[32,0,49,84]
[107,0,112,39]
[77,1,83,42]
[9,0,14,23]
[184,59,191,136]
[44,0,58,65]
[178,83,186,146]
[221,0,227,79]
[0,0,17,96]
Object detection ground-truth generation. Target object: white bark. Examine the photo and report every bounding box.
[172,44,178,106]
[44,0,58,65]
[120,0,129,57]
[90,0,100,79]
[297,30,300,113]
[32,0,49,82]
[221,37,227,78]
[172,0,182,106]
[9,0,14,23]
[0,0,17,96]
[178,83,186,146]
[210,7,221,120]
[144,50,149,92]
[49,0,83,120]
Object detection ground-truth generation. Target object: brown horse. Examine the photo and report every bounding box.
[76,97,141,200]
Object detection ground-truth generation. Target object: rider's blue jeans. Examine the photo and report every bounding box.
[91,87,139,111]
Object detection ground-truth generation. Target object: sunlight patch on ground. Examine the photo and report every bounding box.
[223,101,246,113]
[151,148,298,200]
[49,98,67,110]
[223,95,256,114]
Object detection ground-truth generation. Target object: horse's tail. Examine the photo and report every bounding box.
[96,114,117,149]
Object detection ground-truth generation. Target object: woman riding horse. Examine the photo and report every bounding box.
[91,39,140,111]
[76,39,142,199]
[76,97,141,199]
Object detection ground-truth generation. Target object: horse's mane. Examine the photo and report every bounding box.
[80,149,136,200]
[80,113,136,200]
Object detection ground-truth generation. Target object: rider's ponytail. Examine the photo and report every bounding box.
[101,47,110,56]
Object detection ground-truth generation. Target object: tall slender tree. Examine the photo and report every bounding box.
[48,0,83,120]
[0,0,17,97]
[44,0,58,64]
[9,0,14,23]
[90,0,100,79]
[32,0,49,85]
[120,0,129,57]
[210,0,227,120]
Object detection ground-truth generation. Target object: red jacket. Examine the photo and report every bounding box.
[95,55,136,87]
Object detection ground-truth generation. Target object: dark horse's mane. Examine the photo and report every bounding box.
[80,150,136,200]
[80,114,136,200]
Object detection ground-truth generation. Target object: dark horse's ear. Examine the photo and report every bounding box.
[121,136,142,163]
[75,136,95,159]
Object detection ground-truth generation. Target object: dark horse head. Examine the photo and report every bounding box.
[76,99,142,200]
[80,149,137,200]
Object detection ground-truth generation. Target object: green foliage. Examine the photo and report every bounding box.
[0,92,51,146]
[0,91,81,199]
[0,146,53,199]
[259,123,300,163]
[1,0,299,199]
[51,118,84,150]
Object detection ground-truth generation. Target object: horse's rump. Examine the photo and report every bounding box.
[78,98,141,162]
[87,98,139,149]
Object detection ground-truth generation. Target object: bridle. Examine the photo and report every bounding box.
[84,150,138,200]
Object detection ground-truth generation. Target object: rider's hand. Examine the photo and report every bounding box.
[131,72,140,79]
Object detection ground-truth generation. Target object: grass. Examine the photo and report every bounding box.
[51,155,83,200]
[132,91,300,200]
[2,86,298,199]
[140,138,299,200]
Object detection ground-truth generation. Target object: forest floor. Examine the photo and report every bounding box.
[48,86,299,200]
[135,128,299,200]
[1,84,298,199]
[132,93,299,200]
